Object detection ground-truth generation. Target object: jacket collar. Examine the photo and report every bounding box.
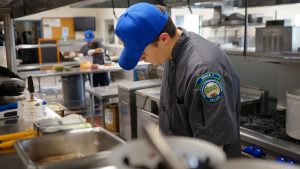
[171,28,189,64]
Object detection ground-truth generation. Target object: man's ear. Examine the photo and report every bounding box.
[159,33,170,45]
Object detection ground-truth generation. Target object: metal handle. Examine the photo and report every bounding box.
[143,124,188,169]
[27,76,34,101]
[143,111,158,123]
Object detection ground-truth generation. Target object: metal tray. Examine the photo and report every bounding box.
[15,127,125,169]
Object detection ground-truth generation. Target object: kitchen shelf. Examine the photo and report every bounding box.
[201,23,264,28]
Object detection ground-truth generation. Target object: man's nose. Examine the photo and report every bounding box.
[140,55,146,61]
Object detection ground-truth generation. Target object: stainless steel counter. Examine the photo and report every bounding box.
[17,61,80,72]
[135,86,260,109]
[225,50,300,63]
[135,86,161,103]
[240,93,261,106]
[0,107,61,169]
[0,106,126,169]
[240,127,300,162]
[17,66,124,94]
[0,118,32,169]
[17,62,150,79]
[0,153,25,169]
[118,79,161,91]
[17,67,123,79]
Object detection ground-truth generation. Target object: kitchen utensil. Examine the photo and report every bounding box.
[143,124,188,169]
[28,76,34,101]
[108,132,226,169]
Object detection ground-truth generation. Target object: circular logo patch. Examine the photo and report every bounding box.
[196,72,223,103]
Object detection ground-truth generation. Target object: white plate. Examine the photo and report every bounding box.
[108,136,226,169]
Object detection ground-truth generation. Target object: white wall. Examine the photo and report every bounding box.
[96,8,126,43]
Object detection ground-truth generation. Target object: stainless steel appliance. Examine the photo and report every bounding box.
[286,88,300,140]
[61,75,85,109]
[134,85,300,163]
[135,86,161,138]
[118,79,161,141]
[240,85,269,116]
[240,87,300,163]
[256,26,300,52]
[240,120,300,163]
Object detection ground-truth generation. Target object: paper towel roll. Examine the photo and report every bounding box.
[18,99,47,121]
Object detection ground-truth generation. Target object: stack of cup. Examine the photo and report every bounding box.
[18,99,47,121]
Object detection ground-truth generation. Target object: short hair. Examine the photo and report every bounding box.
[152,5,177,45]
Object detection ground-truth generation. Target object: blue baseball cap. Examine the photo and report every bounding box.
[84,30,94,42]
[115,3,168,70]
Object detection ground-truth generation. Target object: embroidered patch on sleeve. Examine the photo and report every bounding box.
[195,72,224,103]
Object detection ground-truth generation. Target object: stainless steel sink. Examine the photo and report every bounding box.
[15,127,125,169]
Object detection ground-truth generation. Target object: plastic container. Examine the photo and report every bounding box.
[104,103,119,133]
[18,99,47,121]
[47,102,66,117]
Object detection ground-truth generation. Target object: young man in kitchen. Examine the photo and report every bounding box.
[115,3,241,158]
[80,30,109,111]
[80,30,109,87]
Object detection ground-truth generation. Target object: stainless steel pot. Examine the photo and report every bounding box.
[286,89,300,140]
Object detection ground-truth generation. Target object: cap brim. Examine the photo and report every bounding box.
[85,38,93,42]
[118,47,143,70]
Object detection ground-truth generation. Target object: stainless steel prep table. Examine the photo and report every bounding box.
[18,66,124,109]
[17,66,124,92]
[17,61,80,72]
[17,63,150,92]
[118,79,162,140]
[85,85,119,127]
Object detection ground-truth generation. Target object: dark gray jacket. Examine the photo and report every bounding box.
[159,29,241,158]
